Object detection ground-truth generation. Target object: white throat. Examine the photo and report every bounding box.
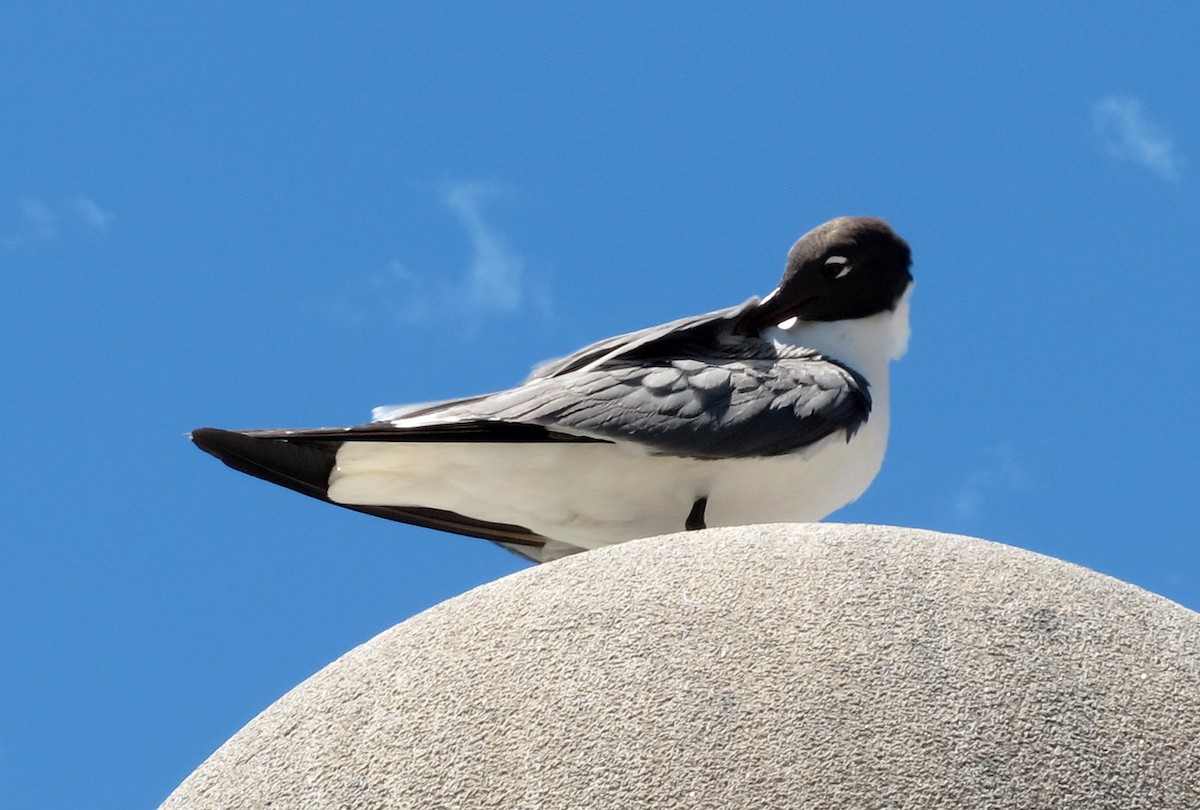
[764,282,913,384]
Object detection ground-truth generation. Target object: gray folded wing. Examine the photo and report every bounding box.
[526,298,761,379]
[432,345,869,459]
[384,302,871,459]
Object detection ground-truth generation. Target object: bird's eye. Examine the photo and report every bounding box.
[823,255,852,280]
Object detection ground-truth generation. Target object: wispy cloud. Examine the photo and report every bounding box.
[329,181,546,328]
[18,198,57,241]
[70,196,114,232]
[953,445,1030,522]
[1092,96,1184,183]
[438,181,525,314]
[2,195,113,249]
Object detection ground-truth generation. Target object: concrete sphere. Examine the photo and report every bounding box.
[161,524,1200,809]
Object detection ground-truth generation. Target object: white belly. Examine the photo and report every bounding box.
[327,408,889,555]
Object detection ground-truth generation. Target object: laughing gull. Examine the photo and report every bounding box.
[192,216,913,562]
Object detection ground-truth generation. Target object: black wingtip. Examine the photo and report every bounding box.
[190,426,338,502]
[190,425,551,554]
[190,427,234,458]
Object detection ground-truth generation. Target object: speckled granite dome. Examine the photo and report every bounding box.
[161,524,1200,809]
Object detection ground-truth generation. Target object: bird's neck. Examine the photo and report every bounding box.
[766,283,913,385]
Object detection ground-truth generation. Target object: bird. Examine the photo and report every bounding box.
[192,216,913,563]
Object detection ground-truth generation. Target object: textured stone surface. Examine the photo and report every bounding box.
[161,524,1200,809]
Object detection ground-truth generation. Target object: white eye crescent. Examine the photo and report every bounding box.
[824,255,852,279]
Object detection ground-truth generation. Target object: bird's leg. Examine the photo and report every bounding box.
[685,497,708,531]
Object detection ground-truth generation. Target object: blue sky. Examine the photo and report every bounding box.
[2,4,1198,807]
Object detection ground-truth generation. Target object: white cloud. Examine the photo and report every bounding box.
[70,196,114,232]
[373,259,434,323]
[3,195,112,249]
[952,445,1029,521]
[1092,96,1184,183]
[438,181,524,314]
[329,181,544,328]
[18,198,57,241]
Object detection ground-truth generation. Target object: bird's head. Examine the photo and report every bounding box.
[735,217,913,336]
